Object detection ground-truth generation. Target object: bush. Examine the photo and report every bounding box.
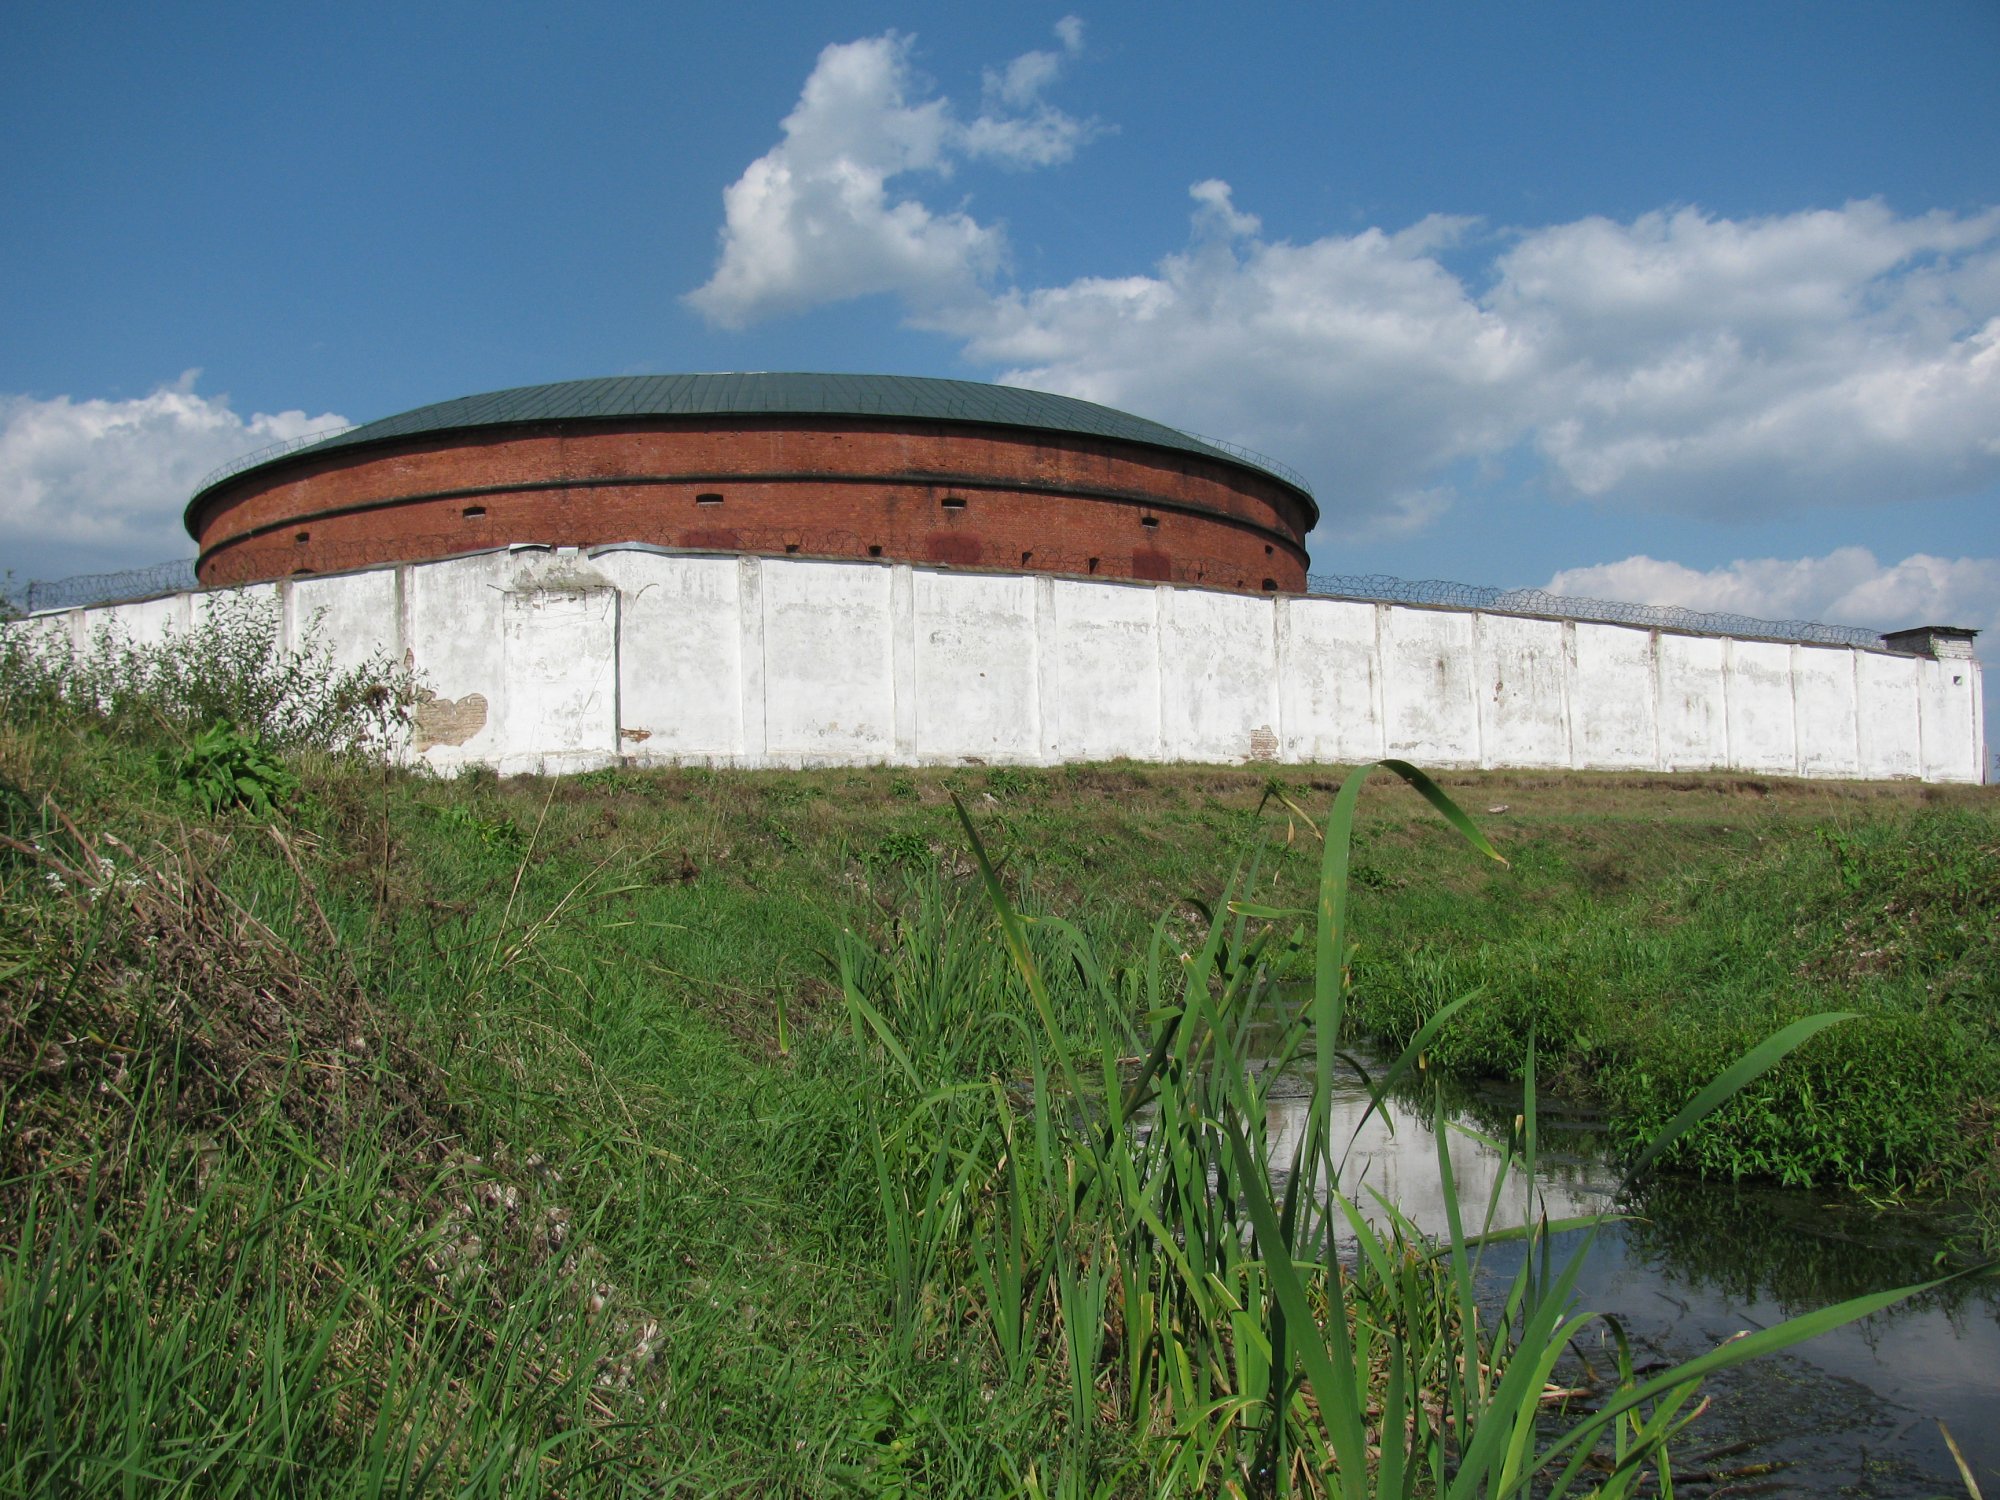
[0,591,418,757]
[169,723,300,817]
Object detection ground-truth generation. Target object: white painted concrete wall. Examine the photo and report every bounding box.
[35,546,1988,782]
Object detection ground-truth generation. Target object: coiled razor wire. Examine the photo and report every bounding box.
[8,550,1886,651]
[190,425,356,495]
[14,559,200,614]
[1304,573,1884,649]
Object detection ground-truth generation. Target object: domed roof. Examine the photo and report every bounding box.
[189,372,1314,521]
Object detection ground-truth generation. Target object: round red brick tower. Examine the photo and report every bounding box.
[186,374,1317,591]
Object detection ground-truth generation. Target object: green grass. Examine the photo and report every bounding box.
[2,605,1996,1492]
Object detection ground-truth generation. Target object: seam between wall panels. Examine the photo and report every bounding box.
[1271,595,1288,763]
[1975,664,1987,784]
[1789,645,1804,778]
[610,588,624,761]
[890,565,916,763]
[1720,637,1734,773]
[394,565,411,671]
[1471,612,1491,770]
[1034,576,1060,765]
[737,555,766,765]
[1560,621,1579,772]
[1370,603,1388,761]
[1850,650,1864,778]
[1649,631,1664,772]
[1556,619,1575,771]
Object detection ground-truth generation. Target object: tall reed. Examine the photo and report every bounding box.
[837,760,1984,1496]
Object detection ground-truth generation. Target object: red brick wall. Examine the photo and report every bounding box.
[191,417,1313,592]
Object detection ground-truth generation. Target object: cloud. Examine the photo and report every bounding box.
[946,194,2000,537]
[933,183,1528,539]
[0,373,345,578]
[1544,548,2000,637]
[1503,204,2000,515]
[687,40,2000,537]
[685,21,1095,328]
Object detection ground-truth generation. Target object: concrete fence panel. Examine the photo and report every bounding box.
[1049,579,1163,763]
[1569,622,1660,771]
[291,569,397,673]
[758,558,897,763]
[1725,640,1799,777]
[1655,633,1731,771]
[912,568,1041,764]
[1159,586,1281,763]
[18,549,1983,782]
[1276,597,1384,765]
[1474,612,1569,770]
[596,550,745,760]
[1380,606,1481,765]
[1793,646,1862,780]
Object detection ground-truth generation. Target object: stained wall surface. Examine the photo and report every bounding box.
[40,547,1986,782]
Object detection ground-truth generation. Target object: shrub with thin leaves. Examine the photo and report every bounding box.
[0,590,418,756]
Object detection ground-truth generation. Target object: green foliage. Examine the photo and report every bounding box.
[0,591,417,755]
[869,829,933,867]
[1349,804,2000,1196]
[829,768,1976,1496]
[422,800,529,853]
[986,766,1033,799]
[168,721,300,817]
[1,716,1993,1495]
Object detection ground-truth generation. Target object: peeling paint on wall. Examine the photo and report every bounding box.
[412,692,488,749]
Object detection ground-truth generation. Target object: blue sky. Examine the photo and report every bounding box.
[4,2,1997,761]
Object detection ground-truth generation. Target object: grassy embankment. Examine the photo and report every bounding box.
[2,600,1994,1494]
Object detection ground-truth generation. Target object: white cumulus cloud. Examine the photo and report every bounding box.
[934,183,1529,538]
[1502,203,2000,515]
[685,38,2000,538]
[945,193,2000,537]
[1544,548,2000,638]
[685,21,1096,329]
[0,373,345,579]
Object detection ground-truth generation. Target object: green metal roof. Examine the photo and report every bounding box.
[188,373,1315,524]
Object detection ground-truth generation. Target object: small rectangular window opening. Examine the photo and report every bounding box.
[940,496,968,510]
[868,544,883,557]
[1261,578,1277,592]
[784,543,800,554]
[463,505,487,519]
[696,492,724,505]
[1264,543,1274,555]
[293,530,310,544]
[1020,550,1032,565]
[1087,557,1099,575]
[1140,515,1160,528]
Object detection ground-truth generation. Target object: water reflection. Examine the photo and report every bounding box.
[1256,1059,2000,1496]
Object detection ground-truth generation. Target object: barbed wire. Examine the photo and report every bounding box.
[190,425,356,496]
[1178,430,1312,494]
[9,546,1888,650]
[1304,573,1884,649]
[12,559,199,614]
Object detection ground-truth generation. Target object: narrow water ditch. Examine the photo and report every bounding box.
[1255,1058,1998,1495]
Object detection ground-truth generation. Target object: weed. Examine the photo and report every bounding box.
[168,721,299,817]
[987,766,1033,799]
[870,829,933,867]
[423,801,529,854]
